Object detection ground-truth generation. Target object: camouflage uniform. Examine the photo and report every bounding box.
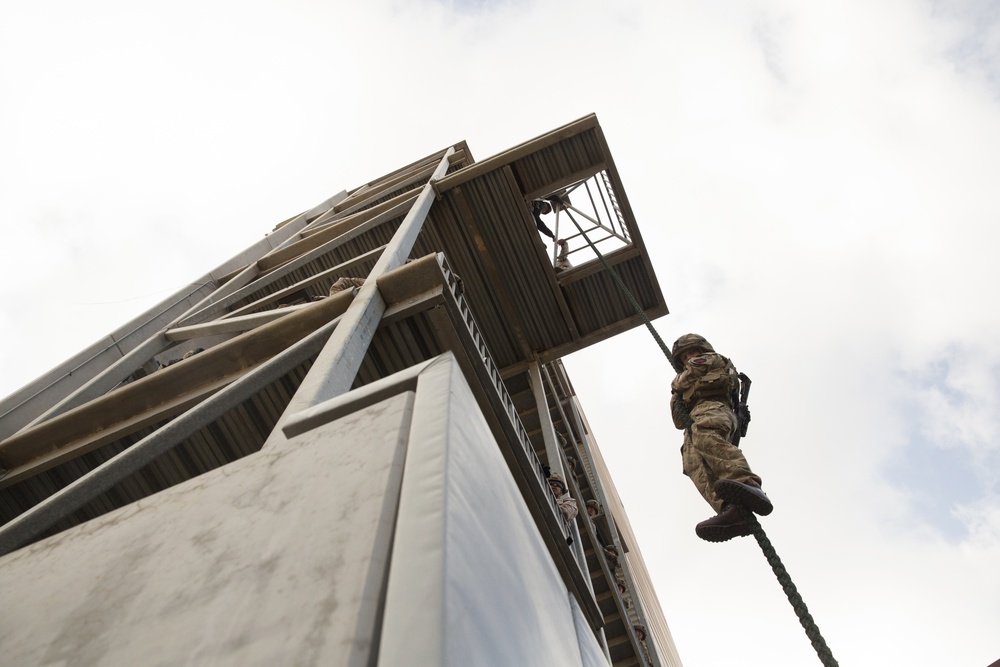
[633,624,653,665]
[671,338,761,513]
[547,473,579,522]
[555,493,579,522]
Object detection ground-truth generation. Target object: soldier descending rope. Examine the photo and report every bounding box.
[670,333,772,542]
[565,210,839,664]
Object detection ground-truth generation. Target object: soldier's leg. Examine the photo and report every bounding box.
[692,405,759,481]
[689,403,772,515]
[681,432,724,513]
[684,416,758,540]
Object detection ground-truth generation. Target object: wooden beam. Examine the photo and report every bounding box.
[179,218,399,329]
[20,333,173,432]
[269,148,456,426]
[166,307,308,341]
[303,187,418,238]
[0,291,356,485]
[590,123,668,314]
[259,191,417,271]
[497,305,669,379]
[432,114,599,195]
[343,148,450,199]
[0,379,230,488]
[332,162,437,216]
[555,245,642,286]
[176,263,260,326]
[220,246,384,321]
[522,162,606,202]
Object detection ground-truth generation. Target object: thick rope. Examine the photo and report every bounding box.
[562,210,692,432]
[563,211,839,666]
[746,513,839,667]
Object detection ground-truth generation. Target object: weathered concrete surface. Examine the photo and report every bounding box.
[1,352,607,666]
[377,356,605,666]
[0,391,414,667]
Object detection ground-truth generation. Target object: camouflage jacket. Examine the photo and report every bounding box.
[670,352,739,429]
[555,492,579,522]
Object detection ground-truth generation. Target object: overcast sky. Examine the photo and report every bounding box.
[2,1,999,665]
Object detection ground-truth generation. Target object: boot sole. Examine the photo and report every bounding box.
[715,480,773,516]
[696,521,753,543]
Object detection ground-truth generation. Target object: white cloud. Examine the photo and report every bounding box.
[2,0,1000,664]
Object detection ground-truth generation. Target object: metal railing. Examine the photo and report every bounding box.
[545,170,632,270]
[541,359,661,666]
[436,254,572,540]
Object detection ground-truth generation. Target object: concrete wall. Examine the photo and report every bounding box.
[0,353,606,666]
[0,390,413,666]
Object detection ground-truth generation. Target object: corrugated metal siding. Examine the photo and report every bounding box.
[458,173,573,351]
[564,256,661,337]
[422,195,524,367]
[353,315,445,389]
[509,128,604,195]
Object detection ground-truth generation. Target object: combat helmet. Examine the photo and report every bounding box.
[546,472,567,492]
[670,333,715,372]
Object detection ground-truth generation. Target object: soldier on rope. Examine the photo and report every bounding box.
[670,334,772,542]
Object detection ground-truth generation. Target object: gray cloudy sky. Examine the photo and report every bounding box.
[2,1,999,665]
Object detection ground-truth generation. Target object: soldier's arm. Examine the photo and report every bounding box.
[669,391,689,430]
[672,357,710,395]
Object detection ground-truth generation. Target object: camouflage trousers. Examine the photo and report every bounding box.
[681,400,761,513]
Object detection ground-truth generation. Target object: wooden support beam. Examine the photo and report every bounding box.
[303,187,418,239]
[341,149,449,201]
[497,305,669,380]
[178,216,399,329]
[220,246,384,321]
[259,191,417,271]
[267,148,456,432]
[432,114,599,195]
[0,380,230,488]
[555,244,642,286]
[175,263,259,326]
[332,162,437,217]
[0,291,356,487]
[166,306,308,341]
[20,333,173,433]
[522,162,606,202]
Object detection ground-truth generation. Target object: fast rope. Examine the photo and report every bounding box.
[563,210,839,667]
[745,512,839,667]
